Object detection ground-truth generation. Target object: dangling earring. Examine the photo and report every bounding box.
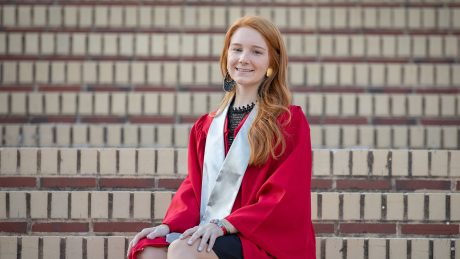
[223,72,236,92]
[266,67,273,77]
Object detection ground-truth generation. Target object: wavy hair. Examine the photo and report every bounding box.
[216,16,291,166]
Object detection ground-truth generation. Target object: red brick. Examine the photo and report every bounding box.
[313,223,335,234]
[32,223,89,232]
[0,117,28,123]
[39,85,81,92]
[381,87,412,94]
[180,116,202,123]
[99,178,155,188]
[336,179,390,190]
[30,117,50,123]
[129,116,175,124]
[457,181,460,191]
[0,222,28,233]
[158,178,184,189]
[396,180,450,191]
[45,116,76,123]
[0,86,33,92]
[178,87,219,93]
[133,86,174,92]
[41,177,96,188]
[340,223,396,234]
[311,179,333,189]
[323,117,368,125]
[310,87,364,93]
[305,117,321,124]
[401,224,459,235]
[81,116,124,123]
[0,177,36,187]
[373,117,415,125]
[90,86,129,92]
[93,222,152,232]
[416,88,459,94]
[421,119,460,126]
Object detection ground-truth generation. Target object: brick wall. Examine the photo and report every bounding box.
[0,0,459,258]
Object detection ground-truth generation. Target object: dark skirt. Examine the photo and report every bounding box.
[212,234,243,259]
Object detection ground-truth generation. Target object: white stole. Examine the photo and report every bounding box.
[200,103,258,224]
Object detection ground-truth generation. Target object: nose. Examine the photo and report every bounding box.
[238,50,249,64]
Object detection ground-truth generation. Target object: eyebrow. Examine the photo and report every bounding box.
[230,43,267,51]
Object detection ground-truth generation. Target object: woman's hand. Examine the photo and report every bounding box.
[180,223,224,252]
[126,224,170,257]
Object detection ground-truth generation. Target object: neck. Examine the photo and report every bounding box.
[234,85,258,107]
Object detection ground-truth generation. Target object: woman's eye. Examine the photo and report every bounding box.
[254,51,262,55]
[232,48,242,52]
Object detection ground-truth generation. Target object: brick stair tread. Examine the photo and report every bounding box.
[0,235,458,259]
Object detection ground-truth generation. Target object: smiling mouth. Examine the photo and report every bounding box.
[236,68,254,72]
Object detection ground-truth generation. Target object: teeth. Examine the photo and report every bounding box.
[237,68,253,72]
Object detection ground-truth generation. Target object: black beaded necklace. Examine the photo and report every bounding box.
[227,101,256,147]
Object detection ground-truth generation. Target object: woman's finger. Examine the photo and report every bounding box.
[135,227,153,241]
[126,227,155,256]
[187,227,204,245]
[207,232,219,252]
[197,231,211,252]
[127,235,142,256]
[181,226,198,239]
[146,227,162,239]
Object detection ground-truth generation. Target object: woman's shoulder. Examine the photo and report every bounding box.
[278,105,309,129]
[191,112,214,137]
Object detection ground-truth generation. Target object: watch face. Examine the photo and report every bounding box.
[211,219,223,227]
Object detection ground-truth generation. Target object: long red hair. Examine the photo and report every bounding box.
[216,16,291,166]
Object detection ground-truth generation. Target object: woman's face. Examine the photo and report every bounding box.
[227,27,270,90]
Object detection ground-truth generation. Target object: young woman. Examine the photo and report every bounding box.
[127,15,316,259]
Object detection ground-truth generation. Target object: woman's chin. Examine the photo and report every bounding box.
[235,79,263,89]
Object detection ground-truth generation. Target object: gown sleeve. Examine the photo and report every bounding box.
[161,115,208,233]
[225,106,315,259]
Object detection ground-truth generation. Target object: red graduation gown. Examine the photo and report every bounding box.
[130,105,316,259]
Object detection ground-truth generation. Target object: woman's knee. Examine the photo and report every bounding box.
[136,247,167,259]
[167,239,192,259]
[168,239,218,259]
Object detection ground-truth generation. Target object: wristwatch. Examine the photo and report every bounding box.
[210,219,228,235]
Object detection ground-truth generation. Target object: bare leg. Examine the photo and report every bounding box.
[167,238,219,259]
[137,247,167,259]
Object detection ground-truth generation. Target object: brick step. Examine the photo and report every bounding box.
[0,190,459,223]
[1,124,459,149]
[0,175,458,192]
[2,4,460,32]
[1,32,459,61]
[0,220,459,238]
[2,61,460,89]
[2,115,459,126]
[0,92,458,124]
[0,148,458,179]
[0,236,457,259]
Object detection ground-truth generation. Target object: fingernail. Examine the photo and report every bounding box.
[187,240,192,245]
[198,246,202,251]
[207,248,211,252]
